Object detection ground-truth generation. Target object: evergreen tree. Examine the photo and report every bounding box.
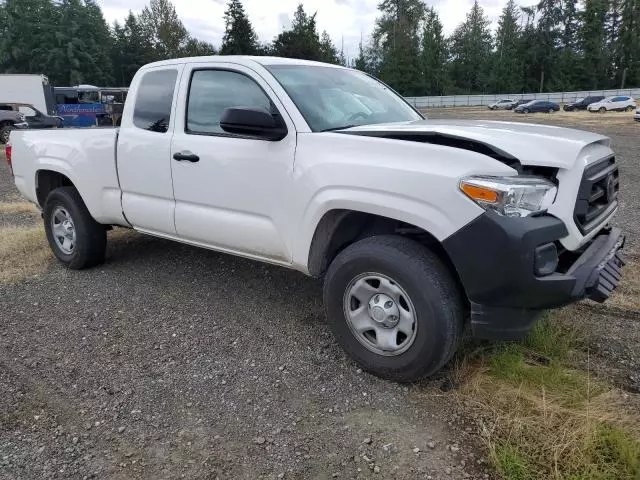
[490,0,521,93]
[371,0,424,95]
[617,0,640,87]
[139,0,189,59]
[272,4,322,60]
[604,0,622,85]
[182,38,217,57]
[518,6,540,91]
[220,0,258,55]
[555,0,581,90]
[353,38,369,72]
[0,0,59,77]
[449,0,492,93]
[419,7,448,95]
[319,30,340,64]
[112,12,156,86]
[535,0,563,90]
[580,0,609,89]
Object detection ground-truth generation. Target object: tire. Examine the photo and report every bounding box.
[599,107,607,113]
[548,108,554,113]
[323,235,464,382]
[0,123,13,144]
[523,108,530,114]
[626,106,634,112]
[43,187,106,269]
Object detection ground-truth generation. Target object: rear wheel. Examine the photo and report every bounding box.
[323,235,464,382]
[548,108,554,113]
[43,187,107,269]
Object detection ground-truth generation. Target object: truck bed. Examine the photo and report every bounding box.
[9,127,127,226]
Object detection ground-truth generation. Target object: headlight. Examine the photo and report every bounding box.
[459,176,557,217]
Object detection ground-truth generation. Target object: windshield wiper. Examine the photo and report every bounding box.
[320,124,359,132]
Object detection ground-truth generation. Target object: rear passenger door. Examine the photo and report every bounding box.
[117,65,183,235]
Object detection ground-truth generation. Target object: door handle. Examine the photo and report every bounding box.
[173,151,200,162]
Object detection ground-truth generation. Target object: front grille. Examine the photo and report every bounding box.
[574,156,619,234]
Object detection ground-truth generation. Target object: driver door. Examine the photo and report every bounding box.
[169,63,297,263]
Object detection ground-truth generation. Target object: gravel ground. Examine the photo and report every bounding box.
[0,231,485,480]
[0,112,637,479]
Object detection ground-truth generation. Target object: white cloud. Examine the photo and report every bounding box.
[98,0,539,60]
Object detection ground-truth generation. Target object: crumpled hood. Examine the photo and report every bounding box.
[342,119,611,169]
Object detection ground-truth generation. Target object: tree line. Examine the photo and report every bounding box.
[0,0,638,96]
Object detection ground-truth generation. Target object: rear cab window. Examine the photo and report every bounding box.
[133,69,178,133]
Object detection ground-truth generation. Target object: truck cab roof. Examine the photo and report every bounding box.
[141,55,348,70]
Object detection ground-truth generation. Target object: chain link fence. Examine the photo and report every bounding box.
[404,88,640,108]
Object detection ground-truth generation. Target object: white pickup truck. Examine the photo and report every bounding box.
[7,56,625,381]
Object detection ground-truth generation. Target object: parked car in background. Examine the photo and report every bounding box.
[512,99,534,108]
[0,103,62,130]
[587,96,636,112]
[514,100,560,113]
[563,96,605,111]
[488,99,516,110]
[634,108,640,122]
[0,107,28,144]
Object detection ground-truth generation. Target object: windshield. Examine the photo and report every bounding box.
[265,65,422,131]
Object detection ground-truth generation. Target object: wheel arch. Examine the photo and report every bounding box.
[306,209,466,302]
[35,169,78,207]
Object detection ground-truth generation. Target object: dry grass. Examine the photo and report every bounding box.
[0,225,137,284]
[0,224,52,284]
[453,319,640,479]
[0,201,39,214]
[607,256,640,313]
[421,106,637,126]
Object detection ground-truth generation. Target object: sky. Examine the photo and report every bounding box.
[97,0,538,61]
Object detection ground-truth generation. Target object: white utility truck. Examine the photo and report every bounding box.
[7,56,625,381]
[0,74,55,114]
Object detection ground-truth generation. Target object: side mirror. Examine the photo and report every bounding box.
[220,107,287,141]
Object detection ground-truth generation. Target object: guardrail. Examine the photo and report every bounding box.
[405,88,640,108]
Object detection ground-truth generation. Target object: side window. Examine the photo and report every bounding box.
[18,106,37,117]
[133,69,178,134]
[186,69,273,135]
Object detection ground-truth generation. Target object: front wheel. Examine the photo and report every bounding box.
[43,187,107,269]
[548,108,555,113]
[626,106,634,112]
[599,107,607,113]
[523,108,530,114]
[323,235,464,382]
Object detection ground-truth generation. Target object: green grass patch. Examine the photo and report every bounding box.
[458,313,640,480]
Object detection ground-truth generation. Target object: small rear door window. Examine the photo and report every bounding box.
[133,69,178,133]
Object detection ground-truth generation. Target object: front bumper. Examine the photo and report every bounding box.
[443,212,625,340]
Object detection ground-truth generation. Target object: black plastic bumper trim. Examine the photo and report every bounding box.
[443,212,625,340]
